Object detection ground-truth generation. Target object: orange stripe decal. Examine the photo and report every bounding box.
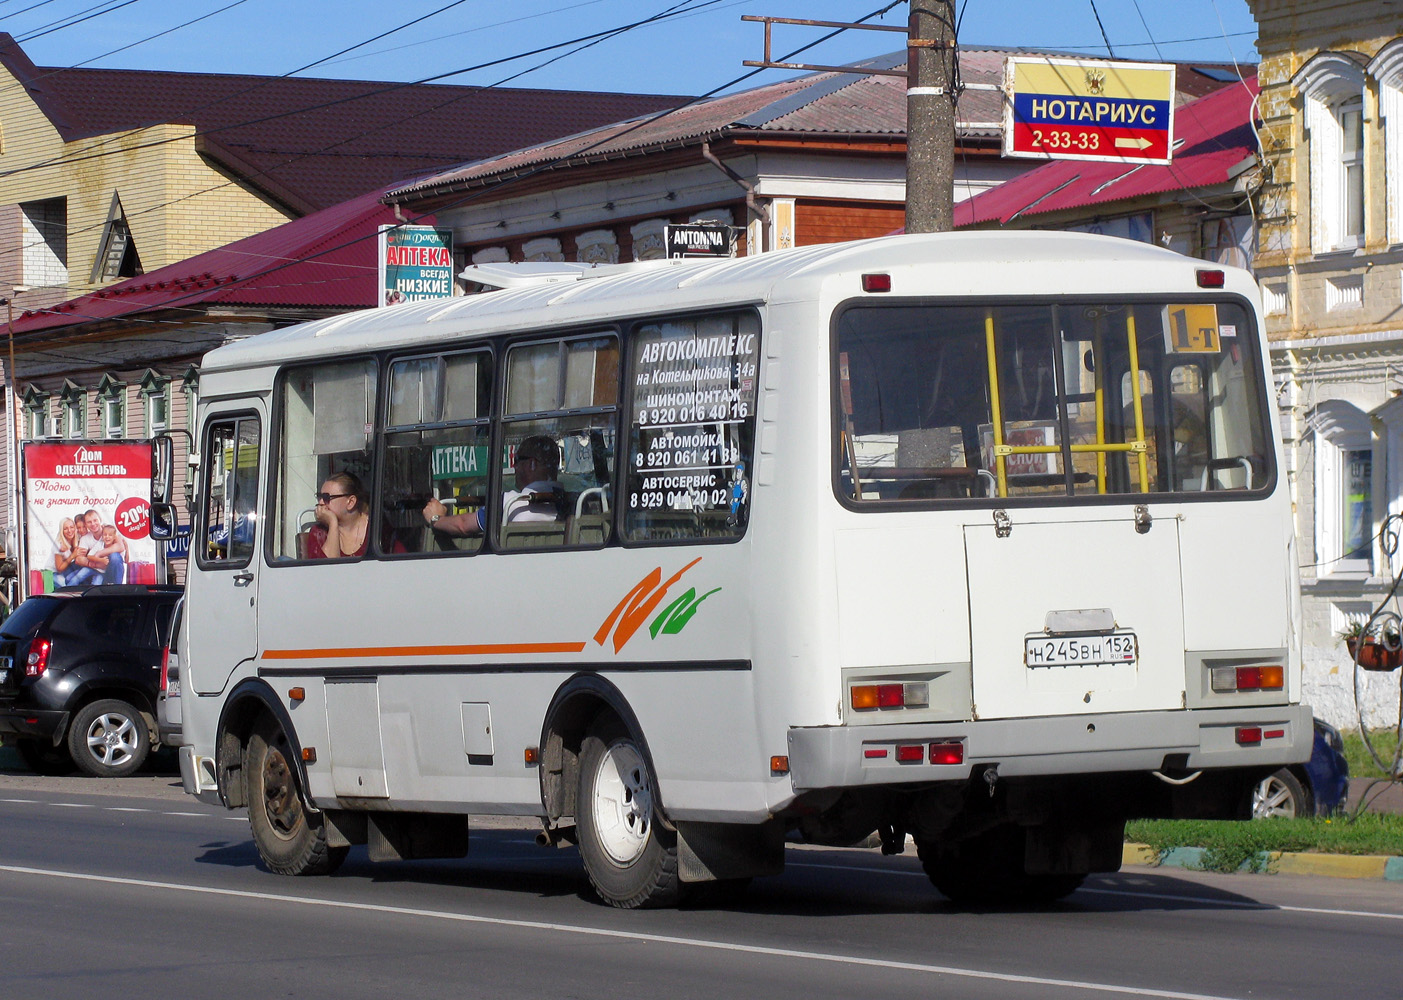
[261,641,588,660]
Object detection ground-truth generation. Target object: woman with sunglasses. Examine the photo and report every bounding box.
[307,471,371,559]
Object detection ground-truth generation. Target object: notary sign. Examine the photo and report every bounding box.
[1003,57,1176,165]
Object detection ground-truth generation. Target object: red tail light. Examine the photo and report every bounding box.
[159,645,170,693]
[25,637,51,677]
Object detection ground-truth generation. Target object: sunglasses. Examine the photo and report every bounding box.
[315,492,350,504]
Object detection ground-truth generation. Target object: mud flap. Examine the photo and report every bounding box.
[676,820,785,882]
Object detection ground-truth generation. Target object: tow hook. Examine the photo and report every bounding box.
[983,764,1000,798]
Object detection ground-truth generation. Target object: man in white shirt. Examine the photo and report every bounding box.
[422,435,563,536]
[69,508,109,584]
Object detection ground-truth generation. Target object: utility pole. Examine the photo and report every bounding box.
[905,1,957,233]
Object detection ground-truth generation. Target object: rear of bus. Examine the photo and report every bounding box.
[783,234,1306,897]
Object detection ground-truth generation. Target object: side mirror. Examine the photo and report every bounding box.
[152,434,175,505]
[149,501,188,542]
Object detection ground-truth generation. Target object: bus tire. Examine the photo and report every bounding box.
[917,825,1084,905]
[246,721,347,876]
[576,720,680,908]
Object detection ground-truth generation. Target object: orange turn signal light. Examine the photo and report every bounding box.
[770,755,790,775]
[288,687,305,702]
[301,747,317,763]
[851,685,879,710]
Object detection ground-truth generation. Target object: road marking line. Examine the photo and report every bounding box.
[106,807,151,813]
[164,811,210,817]
[0,863,1252,1000]
[784,861,1403,922]
[50,803,93,809]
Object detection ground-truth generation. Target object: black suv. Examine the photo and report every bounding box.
[0,585,182,777]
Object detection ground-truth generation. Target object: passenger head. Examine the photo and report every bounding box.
[84,509,102,537]
[512,435,560,489]
[317,471,367,519]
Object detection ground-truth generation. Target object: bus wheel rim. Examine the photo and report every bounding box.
[592,742,652,866]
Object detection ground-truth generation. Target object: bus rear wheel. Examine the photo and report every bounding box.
[917,824,1084,905]
[576,720,680,908]
[246,721,347,876]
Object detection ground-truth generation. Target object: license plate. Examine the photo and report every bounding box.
[1025,632,1137,668]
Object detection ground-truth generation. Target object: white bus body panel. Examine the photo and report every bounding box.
[177,233,1306,826]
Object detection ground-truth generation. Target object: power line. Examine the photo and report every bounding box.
[1087,0,1116,58]
[15,0,143,44]
[16,0,906,329]
[0,2,715,182]
[0,0,719,271]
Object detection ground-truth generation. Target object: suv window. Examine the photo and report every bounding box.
[0,596,60,639]
[51,599,145,646]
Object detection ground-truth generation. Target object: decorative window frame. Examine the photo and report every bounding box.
[1375,394,1403,577]
[182,365,200,437]
[57,380,85,439]
[1294,52,1368,254]
[139,368,170,435]
[1368,40,1403,247]
[20,384,51,439]
[97,372,125,440]
[1310,398,1376,577]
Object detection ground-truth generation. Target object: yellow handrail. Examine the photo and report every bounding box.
[984,312,1008,497]
[1125,313,1150,492]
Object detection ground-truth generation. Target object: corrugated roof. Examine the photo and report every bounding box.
[9,185,408,336]
[955,76,1259,227]
[0,33,690,212]
[388,50,1251,201]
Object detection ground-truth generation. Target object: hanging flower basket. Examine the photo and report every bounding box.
[1345,637,1403,672]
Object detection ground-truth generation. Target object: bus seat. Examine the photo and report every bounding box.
[567,514,610,546]
[500,521,567,549]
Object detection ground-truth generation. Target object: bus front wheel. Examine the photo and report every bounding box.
[576,720,680,908]
[246,720,347,876]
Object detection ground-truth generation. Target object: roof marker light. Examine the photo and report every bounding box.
[1196,269,1225,288]
[862,273,891,292]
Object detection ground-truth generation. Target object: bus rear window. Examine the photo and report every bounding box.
[835,301,1272,503]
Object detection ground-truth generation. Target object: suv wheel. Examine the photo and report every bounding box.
[67,699,150,777]
[16,738,74,776]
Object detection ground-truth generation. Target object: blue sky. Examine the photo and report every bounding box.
[6,0,1260,95]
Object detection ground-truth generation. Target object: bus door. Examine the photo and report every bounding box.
[188,405,264,695]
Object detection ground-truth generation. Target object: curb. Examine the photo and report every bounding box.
[1123,842,1403,881]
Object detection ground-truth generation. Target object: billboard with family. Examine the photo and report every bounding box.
[22,441,158,596]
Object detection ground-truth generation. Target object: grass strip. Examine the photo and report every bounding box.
[1127,814,1403,873]
[1342,728,1402,779]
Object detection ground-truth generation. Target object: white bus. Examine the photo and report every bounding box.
[154,232,1307,908]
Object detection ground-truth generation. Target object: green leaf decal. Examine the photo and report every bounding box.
[648,586,722,638]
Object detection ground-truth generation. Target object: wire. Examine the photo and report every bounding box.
[0,0,720,271]
[14,0,906,327]
[1087,0,1116,58]
[15,0,143,44]
[0,2,719,181]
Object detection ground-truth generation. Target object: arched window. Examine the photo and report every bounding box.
[1310,399,1375,576]
[1294,53,1368,253]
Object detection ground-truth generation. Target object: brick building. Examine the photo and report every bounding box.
[1247,0,1403,727]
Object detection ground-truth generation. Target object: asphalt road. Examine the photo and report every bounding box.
[0,771,1400,1000]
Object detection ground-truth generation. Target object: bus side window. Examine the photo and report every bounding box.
[199,416,260,566]
[271,360,377,561]
[381,350,492,555]
[499,335,619,551]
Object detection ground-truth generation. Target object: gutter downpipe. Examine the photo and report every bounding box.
[701,142,769,249]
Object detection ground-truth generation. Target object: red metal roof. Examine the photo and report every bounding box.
[390,51,1250,202]
[10,185,409,336]
[955,77,1260,227]
[0,33,691,212]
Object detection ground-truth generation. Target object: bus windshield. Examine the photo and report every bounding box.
[836,299,1273,503]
